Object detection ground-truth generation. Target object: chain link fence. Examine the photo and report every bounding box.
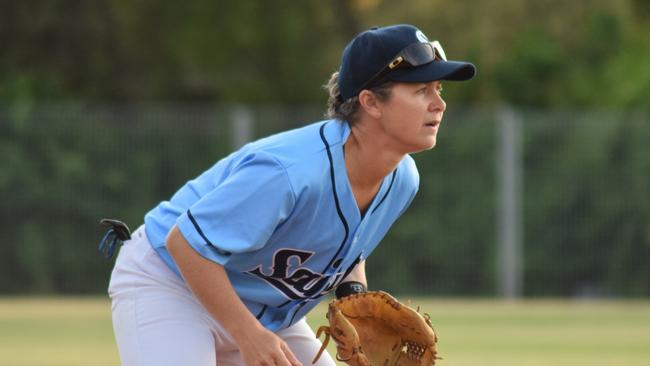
[1,103,648,297]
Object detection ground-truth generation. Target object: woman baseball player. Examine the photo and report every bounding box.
[102,24,475,366]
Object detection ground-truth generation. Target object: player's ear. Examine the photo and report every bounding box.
[358,90,383,119]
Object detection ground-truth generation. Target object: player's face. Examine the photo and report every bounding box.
[377,81,446,153]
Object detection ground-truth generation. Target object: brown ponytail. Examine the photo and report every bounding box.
[323,71,393,125]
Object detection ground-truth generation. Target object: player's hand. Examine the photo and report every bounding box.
[235,325,302,366]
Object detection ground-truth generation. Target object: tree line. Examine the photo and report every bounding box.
[2,0,649,107]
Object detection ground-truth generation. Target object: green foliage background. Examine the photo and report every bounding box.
[1,0,649,296]
[4,0,650,106]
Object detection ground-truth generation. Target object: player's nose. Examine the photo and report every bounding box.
[429,93,446,113]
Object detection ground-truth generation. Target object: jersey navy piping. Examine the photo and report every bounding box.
[256,305,268,319]
[187,209,231,256]
[279,123,351,324]
[371,169,397,215]
[265,123,352,324]
[340,144,397,219]
[318,123,350,273]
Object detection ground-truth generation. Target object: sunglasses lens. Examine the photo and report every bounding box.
[401,43,435,66]
[401,41,448,66]
[431,41,447,61]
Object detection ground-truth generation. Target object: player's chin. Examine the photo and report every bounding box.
[427,137,437,149]
[422,132,438,148]
[419,126,439,149]
[409,136,437,153]
[423,138,437,151]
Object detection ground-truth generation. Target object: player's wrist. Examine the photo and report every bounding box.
[335,281,367,299]
[230,319,267,344]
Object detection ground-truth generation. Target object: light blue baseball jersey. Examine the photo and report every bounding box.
[144,120,419,331]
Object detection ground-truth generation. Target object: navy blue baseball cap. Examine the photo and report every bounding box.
[338,24,476,100]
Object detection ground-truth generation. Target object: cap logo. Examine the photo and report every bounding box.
[415,30,429,43]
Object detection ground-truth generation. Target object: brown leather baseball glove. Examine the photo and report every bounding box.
[312,291,439,366]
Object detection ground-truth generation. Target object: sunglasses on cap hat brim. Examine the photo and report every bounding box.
[358,41,447,93]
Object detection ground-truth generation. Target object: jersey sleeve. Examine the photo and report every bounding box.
[174,152,296,265]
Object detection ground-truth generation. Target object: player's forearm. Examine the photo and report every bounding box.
[343,260,367,286]
[166,225,264,340]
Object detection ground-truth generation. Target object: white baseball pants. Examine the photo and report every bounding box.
[108,226,336,366]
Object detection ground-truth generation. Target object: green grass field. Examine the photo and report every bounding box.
[0,297,648,366]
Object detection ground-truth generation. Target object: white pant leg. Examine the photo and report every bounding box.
[214,317,337,366]
[278,318,337,366]
[109,226,230,366]
[108,226,336,366]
